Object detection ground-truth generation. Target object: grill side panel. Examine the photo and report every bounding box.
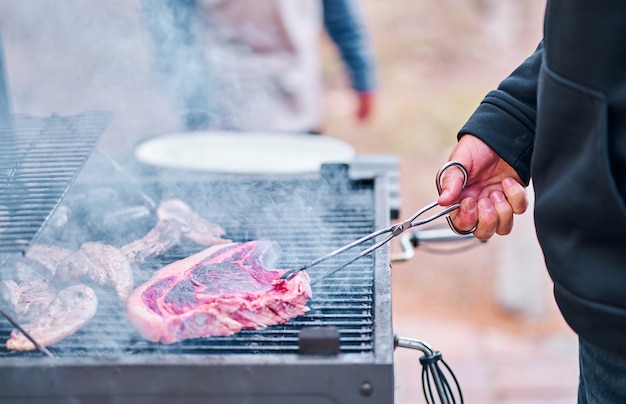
[0,361,393,403]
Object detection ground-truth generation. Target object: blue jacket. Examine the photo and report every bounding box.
[143,0,376,130]
[459,0,626,357]
[322,0,376,93]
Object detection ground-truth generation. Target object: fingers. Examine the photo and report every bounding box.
[453,195,508,241]
[453,196,499,240]
[489,191,514,235]
[448,178,528,241]
[502,177,528,214]
[449,197,477,234]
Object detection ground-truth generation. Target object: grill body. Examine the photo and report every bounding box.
[1,359,393,403]
[0,160,396,403]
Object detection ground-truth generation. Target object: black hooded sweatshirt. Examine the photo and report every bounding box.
[459,0,626,357]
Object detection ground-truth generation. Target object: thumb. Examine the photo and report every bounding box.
[437,162,468,206]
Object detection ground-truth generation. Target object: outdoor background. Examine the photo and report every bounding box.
[321,1,579,402]
[0,0,579,402]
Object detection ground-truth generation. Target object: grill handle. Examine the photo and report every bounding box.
[391,227,479,262]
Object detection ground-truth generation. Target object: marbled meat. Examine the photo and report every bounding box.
[126,241,311,344]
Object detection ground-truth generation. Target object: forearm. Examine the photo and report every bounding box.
[322,0,377,93]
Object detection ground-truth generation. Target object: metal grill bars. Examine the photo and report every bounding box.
[0,112,111,253]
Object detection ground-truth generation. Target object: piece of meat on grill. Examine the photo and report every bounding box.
[24,244,74,275]
[2,258,100,350]
[1,262,57,321]
[54,242,134,301]
[6,284,98,351]
[27,242,134,302]
[126,240,311,344]
[121,199,232,263]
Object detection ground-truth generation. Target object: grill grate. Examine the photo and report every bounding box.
[0,164,396,403]
[0,172,384,357]
[0,111,111,253]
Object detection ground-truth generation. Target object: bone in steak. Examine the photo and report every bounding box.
[6,284,98,351]
[121,199,232,262]
[126,240,311,344]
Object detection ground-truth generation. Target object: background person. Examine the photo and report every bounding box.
[141,0,377,133]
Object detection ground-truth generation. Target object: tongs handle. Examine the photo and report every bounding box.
[436,161,472,235]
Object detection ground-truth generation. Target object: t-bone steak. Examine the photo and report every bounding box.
[126,240,311,343]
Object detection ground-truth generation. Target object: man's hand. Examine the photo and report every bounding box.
[438,135,528,240]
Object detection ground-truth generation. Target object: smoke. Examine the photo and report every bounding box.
[0,1,370,361]
[0,0,327,154]
[0,0,340,264]
[139,0,286,132]
[0,0,180,154]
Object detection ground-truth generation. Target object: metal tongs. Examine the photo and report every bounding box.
[281,161,472,284]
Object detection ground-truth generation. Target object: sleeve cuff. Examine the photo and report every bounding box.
[458,100,535,185]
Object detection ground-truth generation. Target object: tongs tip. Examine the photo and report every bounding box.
[280,266,304,280]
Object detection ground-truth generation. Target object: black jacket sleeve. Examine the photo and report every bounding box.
[458,42,544,185]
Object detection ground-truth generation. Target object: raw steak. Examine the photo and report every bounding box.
[126,241,311,344]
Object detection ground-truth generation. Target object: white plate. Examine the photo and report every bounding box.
[134,131,355,174]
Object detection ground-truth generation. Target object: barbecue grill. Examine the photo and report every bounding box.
[0,120,401,403]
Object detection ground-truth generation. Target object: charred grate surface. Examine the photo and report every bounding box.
[0,112,111,253]
[0,172,383,358]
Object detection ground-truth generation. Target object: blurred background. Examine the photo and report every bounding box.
[322,1,579,402]
[0,0,579,402]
